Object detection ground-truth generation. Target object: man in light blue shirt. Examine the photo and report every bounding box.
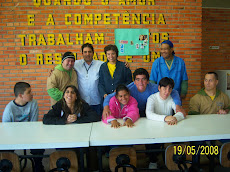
[74,43,104,115]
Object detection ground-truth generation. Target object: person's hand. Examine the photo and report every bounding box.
[124,62,130,68]
[164,116,176,122]
[217,109,228,114]
[104,94,108,99]
[176,105,187,117]
[66,114,77,123]
[123,119,134,128]
[165,116,177,125]
[48,68,54,77]
[102,106,111,119]
[111,120,121,128]
[167,119,177,125]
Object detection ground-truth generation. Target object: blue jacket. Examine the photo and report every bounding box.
[150,56,188,94]
[98,60,132,99]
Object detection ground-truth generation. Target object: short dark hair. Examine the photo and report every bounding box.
[81,43,94,54]
[104,44,119,58]
[115,84,130,96]
[14,82,31,97]
[133,68,149,81]
[206,72,218,80]
[159,77,175,89]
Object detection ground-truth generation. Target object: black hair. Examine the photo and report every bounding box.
[115,84,130,96]
[104,44,119,58]
[133,68,149,81]
[14,82,31,97]
[61,85,85,117]
[206,72,218,80]
[159,77,175,89]
[81,43,94,54]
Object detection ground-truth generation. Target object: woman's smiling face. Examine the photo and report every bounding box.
[64,87,77,104]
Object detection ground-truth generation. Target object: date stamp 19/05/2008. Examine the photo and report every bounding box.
[174,145,219,156]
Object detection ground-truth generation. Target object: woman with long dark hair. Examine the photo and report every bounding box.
[43,85,100,125]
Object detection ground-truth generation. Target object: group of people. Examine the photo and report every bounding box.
[2,41,230,171]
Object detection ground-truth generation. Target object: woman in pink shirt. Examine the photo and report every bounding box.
[102,84,139,128]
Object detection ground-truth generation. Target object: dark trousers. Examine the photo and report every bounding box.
[30,149,45,172]
[145,144,163,163]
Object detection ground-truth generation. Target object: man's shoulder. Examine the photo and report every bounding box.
[190,91,204,102]
[3,100,31,113]
[19,99,38,109]
[153,57,162,63]
[29,99,38,106]
[174,56,185,63]
[4,100,15,110]
[127,82,135,89]
[48,69,64,81]
[92,60,104,68]
[94,59,104,64]
[147,82,158,89]
[218,90,230,99]
[52,67,63,75]
[74,59,84,64]
[148,92,158,100]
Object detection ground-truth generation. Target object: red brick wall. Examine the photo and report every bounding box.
[202,8,230,82]
[0,0,202,121]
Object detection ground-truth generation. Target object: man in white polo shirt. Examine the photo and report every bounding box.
[74,43,104,116]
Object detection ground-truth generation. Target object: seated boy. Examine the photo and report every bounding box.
[145,77,185,169]
[2,82,45,172]
[146,77,185,125]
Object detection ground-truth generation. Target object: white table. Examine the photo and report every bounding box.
[0,121,92,172]
[90,114,230,146]
[0,121,92,150]
[3,115,228,149]
[90,114,230,171]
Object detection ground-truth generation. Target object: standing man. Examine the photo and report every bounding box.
[189,71,230,115]
[47,52,78,105]
[150,40,188,99]
[74,43,104,115]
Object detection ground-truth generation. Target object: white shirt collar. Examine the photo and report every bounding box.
[81,59,94,66]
